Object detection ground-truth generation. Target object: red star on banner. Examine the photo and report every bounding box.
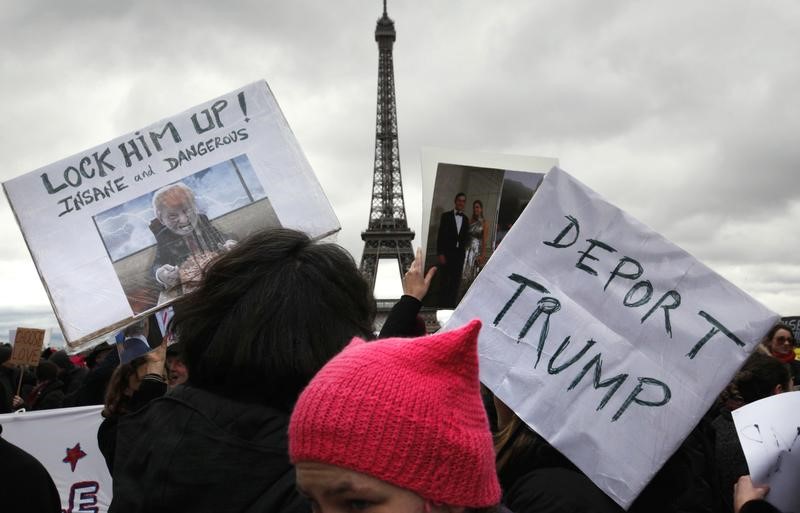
[63,443,87,472]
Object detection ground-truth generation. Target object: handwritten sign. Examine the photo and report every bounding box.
[3,81,339,350]
[733,392,800,513]
[447,167,778,508]
[9,328,47,366]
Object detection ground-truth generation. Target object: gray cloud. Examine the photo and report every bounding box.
[1,0,798,336]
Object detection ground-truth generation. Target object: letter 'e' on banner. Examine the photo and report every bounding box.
[3,81,338,351]
[447,167,779,508]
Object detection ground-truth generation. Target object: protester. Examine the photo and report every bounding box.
[759,323,800,384]
[712,352,791,513]
[0,425,61,512]
[0,344,16,413]
[97,341,167,473]
[23,360,65,410]
[492,392,716,513]
[289,319,501,513]
[493,404,622,513]
[109,228,375,513]
[49,349,88,396]
[165,342,188,387]
[71,341,120,407]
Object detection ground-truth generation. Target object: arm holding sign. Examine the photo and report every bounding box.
[734,476,777,513]
[379,249,435,338]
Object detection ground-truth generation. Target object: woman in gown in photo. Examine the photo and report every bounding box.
[459,199,489,299]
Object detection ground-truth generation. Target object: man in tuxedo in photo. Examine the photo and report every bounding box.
[436,192,470,308]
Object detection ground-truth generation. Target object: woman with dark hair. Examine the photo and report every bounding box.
[759,323,800,384]
[459,199,489,299]
[109,228,376,513]
[97,343,167,473]
[712,352,792,513]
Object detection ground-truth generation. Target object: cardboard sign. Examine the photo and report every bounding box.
[447,167,778,508]
[9,327,47,366]
[3,81,339,350]
[733,392,800,513]
[0,406,112,512]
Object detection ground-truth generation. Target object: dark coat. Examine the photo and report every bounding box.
[109,385,309,513]
[505,467,623,513]
[97,377,168,474]
[0,434,61,512]
[29,379,66,411]
[712,410,749,513]
[379,295,423,338]
[0,366,15,413]
[436,209,470,259]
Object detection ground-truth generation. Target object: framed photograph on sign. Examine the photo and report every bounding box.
[92,154,280,314]
[420,148,557,309]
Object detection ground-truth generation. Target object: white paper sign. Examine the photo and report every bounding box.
[447,167,779,508]
[733,391,800,513]
[3,81,338,349]
[1,406,111,512]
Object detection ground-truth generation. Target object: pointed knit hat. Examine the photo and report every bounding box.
[289,319,500,508]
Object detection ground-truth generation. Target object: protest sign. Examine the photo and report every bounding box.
[447,167,779,508]
[9,327,48,366]
[733,392,800,513]
[3,81,338,350]
[781,316,800,346]
[420,148,557,309]
[0,405,112,513]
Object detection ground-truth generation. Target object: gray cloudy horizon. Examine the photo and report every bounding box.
[1,0,798,342]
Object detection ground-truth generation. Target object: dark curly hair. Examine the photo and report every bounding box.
[169,228,376,411]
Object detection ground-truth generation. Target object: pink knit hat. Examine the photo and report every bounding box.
[289,319,500,508]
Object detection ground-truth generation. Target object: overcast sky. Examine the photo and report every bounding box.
[1,0,798,341]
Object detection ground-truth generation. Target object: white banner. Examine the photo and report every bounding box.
[3,81,339,350]
[1,406,111,512]
[733,391,800,513]
[448,167,778,508]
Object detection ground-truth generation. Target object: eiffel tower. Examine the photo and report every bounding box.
[359,1,415,291]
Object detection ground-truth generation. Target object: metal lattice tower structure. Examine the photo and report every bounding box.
[359,1,415,291]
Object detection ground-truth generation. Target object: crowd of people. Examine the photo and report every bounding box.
[0,227,797,513]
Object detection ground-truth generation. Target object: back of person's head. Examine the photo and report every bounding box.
[35,360,59,382]
[48,350,74,371]
[719,352,791,409]
[289,319,500,510]
[170,228,376,410]
[0,344,12,366]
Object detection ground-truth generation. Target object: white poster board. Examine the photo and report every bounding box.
[1,406,111,512]
[3,81,338,350]
[733,391,800,513]
[447,167,778,508]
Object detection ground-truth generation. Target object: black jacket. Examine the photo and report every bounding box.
[505,467,623,513]
[0,434,61,512]
[109,385,308,513]
[436,210,470,259]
